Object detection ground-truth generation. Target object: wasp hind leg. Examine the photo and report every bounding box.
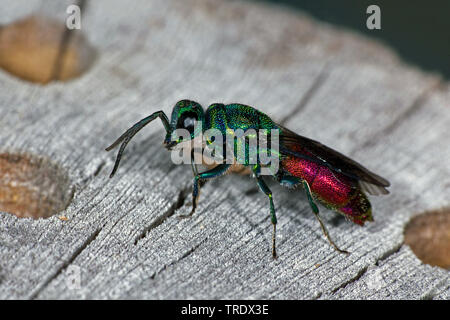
[253,167,278,259]
[178,163,231,219]
[301,180,349,255]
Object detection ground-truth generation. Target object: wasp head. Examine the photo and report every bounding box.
[164,99,205,150]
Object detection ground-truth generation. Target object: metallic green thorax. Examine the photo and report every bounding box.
[205,103,279,133]
[165,100,281,167]
[204,103,281,166]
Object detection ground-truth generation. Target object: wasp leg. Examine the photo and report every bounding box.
[178,163,231,219]
[190,150,207,189]
[253,168,278,259]
[301,180,349,255]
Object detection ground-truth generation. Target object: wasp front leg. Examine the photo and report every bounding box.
[190,149,200,180]
[301,180,349,254]
[190,150,209,186]
[178,163,231,219]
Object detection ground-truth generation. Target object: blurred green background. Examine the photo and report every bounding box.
[254,0,449,79]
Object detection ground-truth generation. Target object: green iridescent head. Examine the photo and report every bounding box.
[164,100,205,149]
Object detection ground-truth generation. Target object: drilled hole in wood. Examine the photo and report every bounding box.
[0,14,96,84]
[404,209,450,269]
[0,153,73,219]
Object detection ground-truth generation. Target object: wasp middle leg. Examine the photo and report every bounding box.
[253,166,278,259]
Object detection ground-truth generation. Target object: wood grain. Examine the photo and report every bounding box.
[0,0,448,299]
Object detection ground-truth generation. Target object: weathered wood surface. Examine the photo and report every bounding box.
[0,0,449,299]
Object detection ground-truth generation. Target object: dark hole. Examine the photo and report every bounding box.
[0,153,73,218]
[404,209,450,269]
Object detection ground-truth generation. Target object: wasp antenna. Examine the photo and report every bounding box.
[105,128,132,152]
[105,111,170,178]
[109,134,133,178]
[107,123,149,178]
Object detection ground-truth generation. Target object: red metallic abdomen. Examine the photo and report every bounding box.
[282,148,373,225]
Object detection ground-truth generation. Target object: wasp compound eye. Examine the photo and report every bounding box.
[177,111,198,135]
[184,117,196,130]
